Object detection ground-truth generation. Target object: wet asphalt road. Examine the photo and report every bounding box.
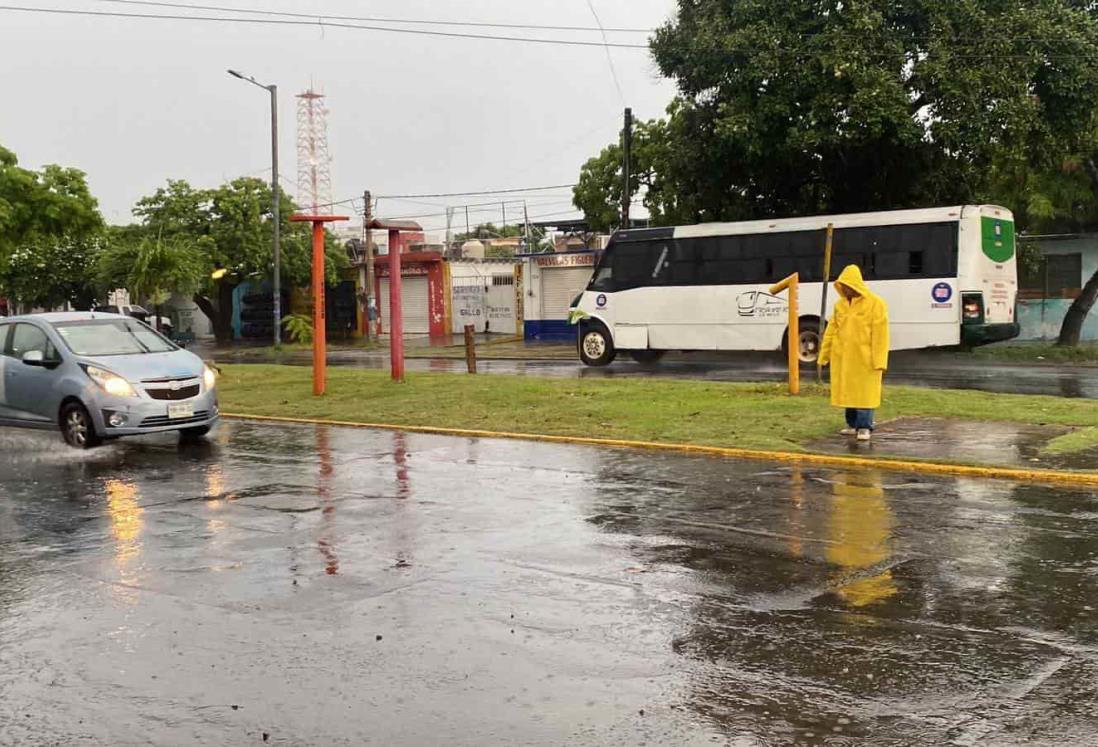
[3,422,1098,745]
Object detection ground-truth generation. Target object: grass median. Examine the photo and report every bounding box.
[217,364,1098,457]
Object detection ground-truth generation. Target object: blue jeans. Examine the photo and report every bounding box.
[845,408,875,431]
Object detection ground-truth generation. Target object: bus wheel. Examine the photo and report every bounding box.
[629,350,665,364]
[782,319,821,365]
[579,323,616,367]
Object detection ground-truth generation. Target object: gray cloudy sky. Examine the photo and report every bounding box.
[1,0,678,237]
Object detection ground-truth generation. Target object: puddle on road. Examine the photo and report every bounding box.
[807,417,1091,469]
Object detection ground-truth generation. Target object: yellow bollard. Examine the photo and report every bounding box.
[769,272,800,395]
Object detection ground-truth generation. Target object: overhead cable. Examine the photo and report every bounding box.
[98,0,655,33]
[0,5,650,48]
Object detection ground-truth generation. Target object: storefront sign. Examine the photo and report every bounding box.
[535,253,595,268]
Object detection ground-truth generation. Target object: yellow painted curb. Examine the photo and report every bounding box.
[220,412,1098,488]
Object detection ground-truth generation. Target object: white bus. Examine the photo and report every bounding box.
[569,205,1019,366]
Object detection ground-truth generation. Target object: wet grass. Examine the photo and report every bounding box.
[971,342,1098,365]
[217,365,1098,456]
[1042,427,1098,456]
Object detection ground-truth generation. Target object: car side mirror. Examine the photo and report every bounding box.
[22,350,61,369]
[22,350,45,366]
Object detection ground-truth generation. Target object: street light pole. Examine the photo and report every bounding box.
[269,84,281,347]
[228,69,281,347]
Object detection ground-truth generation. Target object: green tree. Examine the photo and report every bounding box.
[127,178,346,342]
[97,230,206,331]
[576,1,1098,226]
[0,145,104,310]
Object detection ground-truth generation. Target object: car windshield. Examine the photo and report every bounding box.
[53,319,177,356]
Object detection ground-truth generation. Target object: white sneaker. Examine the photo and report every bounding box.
[856,429,872,442]
[840,428,857,436]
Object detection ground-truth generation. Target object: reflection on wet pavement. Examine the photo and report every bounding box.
[2,422,1098,744]
[809,417,1078,469]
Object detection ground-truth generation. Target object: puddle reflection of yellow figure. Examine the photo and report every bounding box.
[105,478,144,600]
[826,471,897,607]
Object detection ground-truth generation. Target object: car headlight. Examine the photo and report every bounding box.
[84,365,136,397]
[203,364,217,391]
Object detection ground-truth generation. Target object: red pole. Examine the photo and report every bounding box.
[290,213,347,397]
[311,221,327,395]
[389,229,404,382]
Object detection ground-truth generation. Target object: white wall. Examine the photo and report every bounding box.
[167,293,214,339]
[450,260,517,334]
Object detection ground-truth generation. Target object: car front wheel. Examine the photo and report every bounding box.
[61,401,103,449]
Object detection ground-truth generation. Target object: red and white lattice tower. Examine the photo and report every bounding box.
[296,88,333,214]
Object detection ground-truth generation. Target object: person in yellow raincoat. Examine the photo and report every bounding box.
[818,265,890,442]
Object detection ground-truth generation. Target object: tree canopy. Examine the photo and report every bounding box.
[117,177,347,340]
[575,0,1098,229]
[0,144,104,309]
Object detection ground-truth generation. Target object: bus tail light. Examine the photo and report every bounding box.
[962,293,984,323]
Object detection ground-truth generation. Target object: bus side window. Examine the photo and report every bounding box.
[667,239,700,285]
[909,251,924,275]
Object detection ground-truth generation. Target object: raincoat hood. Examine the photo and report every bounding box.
[835,264,871,298]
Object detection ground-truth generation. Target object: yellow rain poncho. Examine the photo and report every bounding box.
[818,265,890,409]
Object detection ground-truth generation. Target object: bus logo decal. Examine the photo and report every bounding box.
[932,282,954,308]
[596,294,608,309]
[737,290,788,318]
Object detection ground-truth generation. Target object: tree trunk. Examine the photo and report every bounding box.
[1058,267,1098,346]
[193,282,237,344]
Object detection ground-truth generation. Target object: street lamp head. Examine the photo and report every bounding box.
[227,69,246,80]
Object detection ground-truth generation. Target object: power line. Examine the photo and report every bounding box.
[0,5,650,48]
[585,0,626,106]
[98,0,655,33]
[375,184,577,199]
[9,6,1087,60]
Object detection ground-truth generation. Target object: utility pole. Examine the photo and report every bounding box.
[502,202,507,233]
[523,201,531,252]
[270,85,281,347]
[465,205,470,238]
[445,206,454,255]
[621,106,633,231]
[363,190,377,342]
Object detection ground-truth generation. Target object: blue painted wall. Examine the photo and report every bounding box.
[524,320,574,341]
[1018,235,1098,341]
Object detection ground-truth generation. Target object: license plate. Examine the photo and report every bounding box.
[167,402,195,420]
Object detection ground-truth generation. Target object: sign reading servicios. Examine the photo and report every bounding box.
[982,217,1015,263]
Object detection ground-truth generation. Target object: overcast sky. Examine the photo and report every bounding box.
[1,0,678,237]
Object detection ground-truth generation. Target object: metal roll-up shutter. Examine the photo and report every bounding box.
[541,267,592,320]
[380,276,431,334]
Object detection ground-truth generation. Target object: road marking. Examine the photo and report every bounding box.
[220,413,1098,488]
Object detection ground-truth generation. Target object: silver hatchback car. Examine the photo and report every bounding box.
[0,312,219,448]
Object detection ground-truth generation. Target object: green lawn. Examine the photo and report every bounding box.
[217,364,1098,456]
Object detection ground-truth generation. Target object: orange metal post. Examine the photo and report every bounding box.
[389,228,404,382]
[290,213,348,396]
[769,272,800,395]
[311,221,327,395]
